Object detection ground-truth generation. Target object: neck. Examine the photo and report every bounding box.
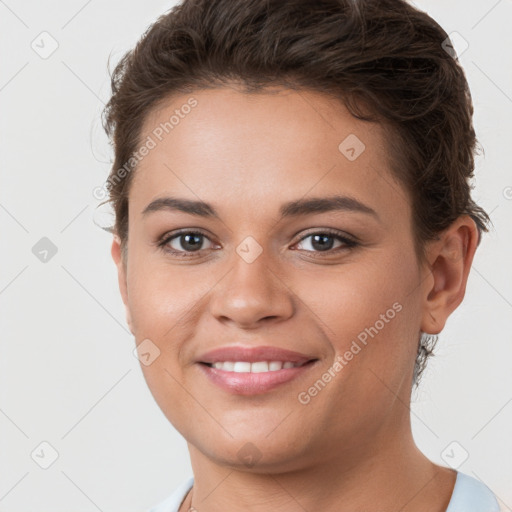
[184,416,457,512]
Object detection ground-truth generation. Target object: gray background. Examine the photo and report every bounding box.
[1,0,511,510]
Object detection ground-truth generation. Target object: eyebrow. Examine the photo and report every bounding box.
[141,195,380,221]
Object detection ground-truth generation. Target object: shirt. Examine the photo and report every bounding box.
[146,470,501,512]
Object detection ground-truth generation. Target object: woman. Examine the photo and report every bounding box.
[101,0,501,510]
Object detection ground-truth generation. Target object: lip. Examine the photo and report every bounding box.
[195,345,319,395]
[197,345,316,365]
[196,360,318,395]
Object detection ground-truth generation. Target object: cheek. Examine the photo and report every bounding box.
[293,253,421,433]
[126,260,204,432]
[126,255,207,339]
[304,250,421,371]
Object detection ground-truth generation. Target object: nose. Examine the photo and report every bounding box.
[209,250,295,330]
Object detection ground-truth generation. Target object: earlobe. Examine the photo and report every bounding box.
[420,216,479,335]
[111,236,134,335]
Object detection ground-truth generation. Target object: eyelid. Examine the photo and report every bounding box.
[157,228,217,251]
[293,227,358,245]
[291,229,358,254]
[157,227,211,243]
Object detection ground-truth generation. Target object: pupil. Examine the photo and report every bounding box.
[312,234,333,251]
[182,233,202,251]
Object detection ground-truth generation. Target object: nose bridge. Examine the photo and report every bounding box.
[210,239,294,327]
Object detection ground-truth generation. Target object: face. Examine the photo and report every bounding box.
[112,86,438,472]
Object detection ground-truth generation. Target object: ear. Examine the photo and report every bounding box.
[420,216,479,335]
[111,235,134,335]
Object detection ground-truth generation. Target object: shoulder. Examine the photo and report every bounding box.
[445,471,501,512]
[144,476,194,512]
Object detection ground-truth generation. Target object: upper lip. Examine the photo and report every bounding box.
[197,345,317,364]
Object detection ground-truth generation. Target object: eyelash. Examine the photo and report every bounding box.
[157,228,359,258]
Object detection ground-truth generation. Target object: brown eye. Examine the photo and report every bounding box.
[294,230,358,253]
[159,230,215,256]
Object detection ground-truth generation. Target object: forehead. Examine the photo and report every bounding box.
[129,87,409,224]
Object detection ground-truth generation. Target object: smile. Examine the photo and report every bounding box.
[197,359,318,395]
[206,360,307,372]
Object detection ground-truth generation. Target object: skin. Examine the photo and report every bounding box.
[111,86,479,511]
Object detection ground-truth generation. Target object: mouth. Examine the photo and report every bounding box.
[200,359,314,372]
[197,345,316,366]
[196,357,319,395]
[195,345,320,395]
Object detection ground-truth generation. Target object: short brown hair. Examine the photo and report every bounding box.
[101,0,492,387]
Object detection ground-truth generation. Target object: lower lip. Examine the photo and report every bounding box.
[196,361,317,395]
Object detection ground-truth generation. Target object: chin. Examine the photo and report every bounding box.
[191,433,312,474]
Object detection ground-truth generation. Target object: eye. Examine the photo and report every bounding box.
[157,228,358,258]
[293,229,358,254]
[158,230,216,256]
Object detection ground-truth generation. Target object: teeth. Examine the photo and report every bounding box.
[250,361,269,373]
[269,361,282,371]
[233,362,251,373]
[211,360,301,372]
